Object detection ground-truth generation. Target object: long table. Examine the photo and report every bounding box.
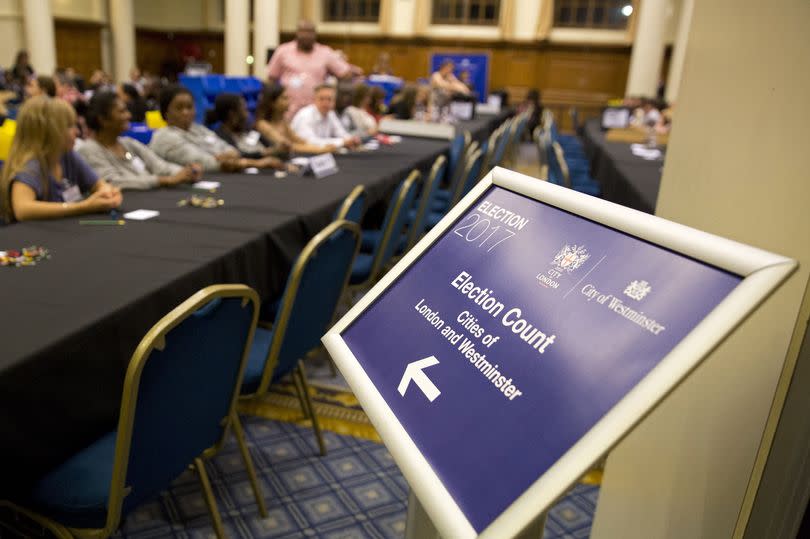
[581,118,665,214]
[0,113,507,493]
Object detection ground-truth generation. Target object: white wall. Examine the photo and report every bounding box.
[51,0,107,22]
[279,0,299,32]
[133,0,207,30]
[592,0,810,537]
[0,0,24,66]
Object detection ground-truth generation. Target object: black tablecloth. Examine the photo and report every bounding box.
[581,119,665,214]
[0,113,506,493]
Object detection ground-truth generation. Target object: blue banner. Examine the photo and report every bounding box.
[342,185,742,532]
[430,53,490,103]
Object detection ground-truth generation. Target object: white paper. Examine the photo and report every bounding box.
[244,168,260,174]
[630,145,663,160]
[123,209,160,221]
[192,181,221,190]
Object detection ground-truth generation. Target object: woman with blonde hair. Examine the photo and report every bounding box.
[1,96,122,223]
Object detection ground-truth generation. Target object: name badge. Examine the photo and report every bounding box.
[309,152,339,179]
[288,75,304,89]
[245,130,261,146]
[62,184,82,203]
[130,155,147,174]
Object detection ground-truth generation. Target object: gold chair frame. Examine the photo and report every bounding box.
[1,284,262,539]
[406,154,447,252]
[240,220,362,457]
[334,184,366,222]
[448,147,484,208]
[347,169,421,294]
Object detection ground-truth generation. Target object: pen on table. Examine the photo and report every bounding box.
[80,219,126,226]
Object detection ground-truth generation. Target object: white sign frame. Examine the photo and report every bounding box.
[322,167,796,539]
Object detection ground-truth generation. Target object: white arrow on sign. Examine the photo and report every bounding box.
[398,356,441,402]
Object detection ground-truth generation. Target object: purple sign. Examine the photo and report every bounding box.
[342,186,742,532]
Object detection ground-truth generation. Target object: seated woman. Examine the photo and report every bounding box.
[340,84,378,138]
[206,93,285,168]
[0,96,122,223]
[387,84,431,121]
[150,84,274,172]
[254,83,337,155]
[25,75,56,98]
[78,90,201,190]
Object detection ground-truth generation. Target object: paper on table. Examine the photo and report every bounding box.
[123,209,160,221]
[630,144,663,160]
[244,168,260,174]
[192,180,221,190]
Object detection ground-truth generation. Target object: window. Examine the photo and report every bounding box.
[432,0,501,25]
[322,0,381,22]
[554,0,633,30]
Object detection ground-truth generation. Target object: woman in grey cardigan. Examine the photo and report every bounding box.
[150,84,281,172]
[78,90,200,189]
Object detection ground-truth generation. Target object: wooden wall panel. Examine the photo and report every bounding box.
[54,20,103,80]
[135,29,224,80]
[311,34,630,111]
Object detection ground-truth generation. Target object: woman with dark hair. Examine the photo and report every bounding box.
[149,84,249,172]
[77,90,200,190]
[9,50,33,86]
[25,75,56,98]
[254,83,336,155]
[206,93,285,170]
[340,83,377,137]
[387,84,430,120]
[118,83,147,122]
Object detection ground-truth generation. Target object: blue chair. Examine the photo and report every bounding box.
[351,170,421,290]
[433,130,471,206]
[122,122,153,145]
[405,155,447,250]
[491,118,513,168]
[240,220,362,456]
[0,285,263,539]
[334,185,367,224]
[424,148,485,229]
[549,140,601,196]
[478,124,502,179]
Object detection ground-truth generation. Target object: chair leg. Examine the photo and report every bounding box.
[0,501,74,539]
[230,412,269,518]
[194,457,227,539]
[294,362,327,456]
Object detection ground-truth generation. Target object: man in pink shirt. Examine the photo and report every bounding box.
[267,20,356,118]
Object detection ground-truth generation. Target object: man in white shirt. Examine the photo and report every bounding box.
[291,84,361,149]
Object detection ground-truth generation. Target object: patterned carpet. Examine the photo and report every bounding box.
[4,378,598,538]
[105,417,598,539]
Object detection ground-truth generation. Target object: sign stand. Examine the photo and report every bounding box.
[324,167,796,538]
[406,494,546,539]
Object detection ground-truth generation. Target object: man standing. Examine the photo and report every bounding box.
[267,20,355,118]
[291,84,361,149]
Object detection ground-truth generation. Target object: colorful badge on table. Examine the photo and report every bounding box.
[1,246,50,267]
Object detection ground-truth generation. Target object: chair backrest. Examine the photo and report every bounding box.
[106,284,259,531]
[479,126,501,177]
[492,118,513,167]
[448,130,470,183]
[363,170,421,283]
[334,185,366,223]
[407,154,447,250]
[443,138,477,203]
[145,110,167,129]
[253,220,361,395]
[450,148,485,207]
[550,140,572,188]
